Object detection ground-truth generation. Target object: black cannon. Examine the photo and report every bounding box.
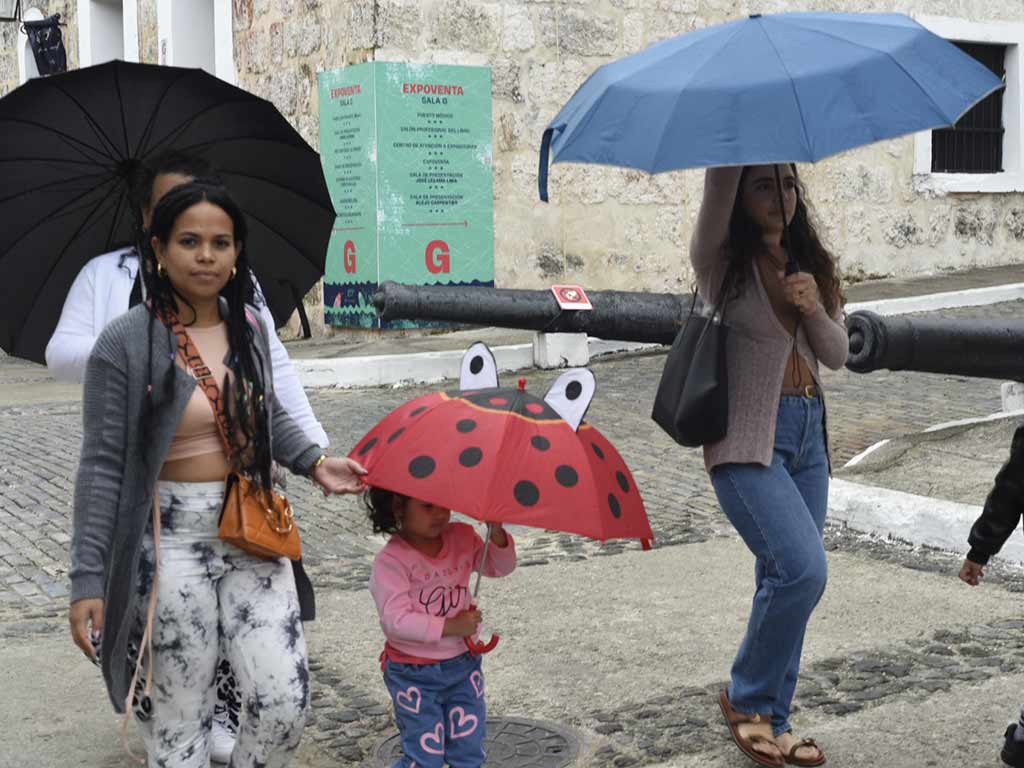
[373,283,1024,381]
[373,281,694,346]
[845,310,1024,381]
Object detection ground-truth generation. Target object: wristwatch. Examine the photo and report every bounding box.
[309,454,328,475]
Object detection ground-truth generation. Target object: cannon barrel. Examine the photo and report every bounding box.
[373,282,694,345]
[846,310,1024,381]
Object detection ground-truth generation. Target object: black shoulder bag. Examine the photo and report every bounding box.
[651,266,733,447]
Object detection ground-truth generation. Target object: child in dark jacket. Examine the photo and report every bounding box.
[959,423,1024,767]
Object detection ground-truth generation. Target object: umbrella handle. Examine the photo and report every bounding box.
[464,633,500,655]
[463,602,500,655]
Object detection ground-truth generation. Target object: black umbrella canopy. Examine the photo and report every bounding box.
[0,60,334,363]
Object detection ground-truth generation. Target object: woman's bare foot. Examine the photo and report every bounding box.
[775,731,825,765]
[737,720,784,763]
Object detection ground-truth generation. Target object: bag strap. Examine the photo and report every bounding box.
[163,311,236,459]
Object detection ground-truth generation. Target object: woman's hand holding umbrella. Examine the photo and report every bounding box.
[310,456,368,496]
[780,272,819,316]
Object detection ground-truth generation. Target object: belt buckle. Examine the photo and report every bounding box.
[803,384,816,398]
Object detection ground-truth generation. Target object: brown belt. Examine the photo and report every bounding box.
[780,384,820,398]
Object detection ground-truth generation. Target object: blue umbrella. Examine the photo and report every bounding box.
[538,12,1004,205]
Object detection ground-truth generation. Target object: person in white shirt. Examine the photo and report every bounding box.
[47,151,329,763]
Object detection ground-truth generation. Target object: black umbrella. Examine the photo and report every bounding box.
[0,60,333,363]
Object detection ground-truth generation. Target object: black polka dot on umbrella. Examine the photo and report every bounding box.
[616,471,630,493]
[592,442,605,460]
[566,380,583,400]
[514,480,540,507]
[388,427,405,443]
[409,456,436,479]
[410,406,428,417]
[457,419,477,433]
[470,355,484,374]
[358,437,378,456]
[608,493,622,518]
[459,447,483,468]
[531,436,551,451]
[555,465,578,487]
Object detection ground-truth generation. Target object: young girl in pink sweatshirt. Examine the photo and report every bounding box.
[367,487,517,768]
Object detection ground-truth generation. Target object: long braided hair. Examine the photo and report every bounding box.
[140,182,274,491]
[724,164,845,317]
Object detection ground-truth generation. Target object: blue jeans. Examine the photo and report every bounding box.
[710,396,829,736]
[383,652,487,768]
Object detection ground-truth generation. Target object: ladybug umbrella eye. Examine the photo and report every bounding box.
[460,342,500,391]
[544,368,596,431]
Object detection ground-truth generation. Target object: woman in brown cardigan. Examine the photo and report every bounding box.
[690,165,848,767]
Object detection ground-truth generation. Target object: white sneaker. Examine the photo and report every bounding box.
[210,720,237,764]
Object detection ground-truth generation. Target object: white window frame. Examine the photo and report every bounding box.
[76,0,140,68]
[156,0,236,85]
[912,15,1024,194]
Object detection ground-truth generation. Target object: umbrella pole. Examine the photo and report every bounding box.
[472,523,493,598]
[774,164,799,276]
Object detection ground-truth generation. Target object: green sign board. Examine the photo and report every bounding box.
[318,62,495,328]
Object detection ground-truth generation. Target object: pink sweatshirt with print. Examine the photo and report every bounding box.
[369,522,517,661]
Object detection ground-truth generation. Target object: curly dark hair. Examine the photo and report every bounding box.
[724,164,845,318]
[140,181,274,491]
[364,487,408,536]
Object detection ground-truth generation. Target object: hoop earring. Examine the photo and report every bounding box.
[156,263,166,278]
[231,266,238,279]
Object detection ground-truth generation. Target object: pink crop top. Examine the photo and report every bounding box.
[165,323,233,462]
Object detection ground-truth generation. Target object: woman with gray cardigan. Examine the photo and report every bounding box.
[68,181,366,767]
[691,165,847,768]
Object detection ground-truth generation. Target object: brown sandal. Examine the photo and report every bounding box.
[782,736,826,767]
[718,690,785,767]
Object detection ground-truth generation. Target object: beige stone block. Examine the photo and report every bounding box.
[954,204,998,246]
[537,6,620,57]
[622,12,645,53]
[373,0,424,49]
[270,21,284,64]
[501,5,536,52]
[285,11,322,57]
[492,58,524,104]
[427,0,500,52]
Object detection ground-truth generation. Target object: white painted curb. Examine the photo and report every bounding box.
[829,477,1024,566]
[845,282,1024,316]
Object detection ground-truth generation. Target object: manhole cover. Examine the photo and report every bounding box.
[375,715,580,767]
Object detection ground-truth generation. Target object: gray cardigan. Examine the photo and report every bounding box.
[70,302,323,712]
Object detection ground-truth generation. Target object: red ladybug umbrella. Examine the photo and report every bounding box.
[349,343,654,652]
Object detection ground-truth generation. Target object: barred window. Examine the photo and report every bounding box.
[931,43,1006,174]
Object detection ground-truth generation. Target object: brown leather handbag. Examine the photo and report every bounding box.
[168,313,302,561]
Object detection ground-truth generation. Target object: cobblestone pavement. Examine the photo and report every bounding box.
[0,302,1017,615]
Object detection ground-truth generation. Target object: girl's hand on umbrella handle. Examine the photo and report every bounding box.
[443,608,482,638]
[311,457,368,496]
[779,272,819,317]
[486,522,509,547]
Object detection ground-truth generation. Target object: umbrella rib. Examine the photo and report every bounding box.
[0,169,114,205]
[645,26,747,172]
[0,156,110,168]
[46,82,123,162]
[134,69,194,159]
[0,173,121,262]
[766,22,957,126]
[103,184,131,257]
[756,21,816,159]
[0,117,119,166]
[144,96,264,160]
[242,205,328,274]
[112,61,132,158]
[195,163,334,213]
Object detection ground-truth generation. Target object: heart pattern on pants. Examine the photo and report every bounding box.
[396,685,422,714]
[449,706,479,740]
[420,722,444,755]
[469,670,484,698]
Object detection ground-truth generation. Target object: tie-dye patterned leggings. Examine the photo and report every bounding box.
[135,481,309,768]
[383,652,487,768]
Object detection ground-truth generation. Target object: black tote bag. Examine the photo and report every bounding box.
[651,270,732,447]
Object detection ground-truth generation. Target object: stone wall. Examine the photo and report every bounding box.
[0,1,78,96]
[3,0,1024,310]
[230,0,1024,298]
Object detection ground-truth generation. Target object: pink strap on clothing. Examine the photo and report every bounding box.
[121,486,161,763]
